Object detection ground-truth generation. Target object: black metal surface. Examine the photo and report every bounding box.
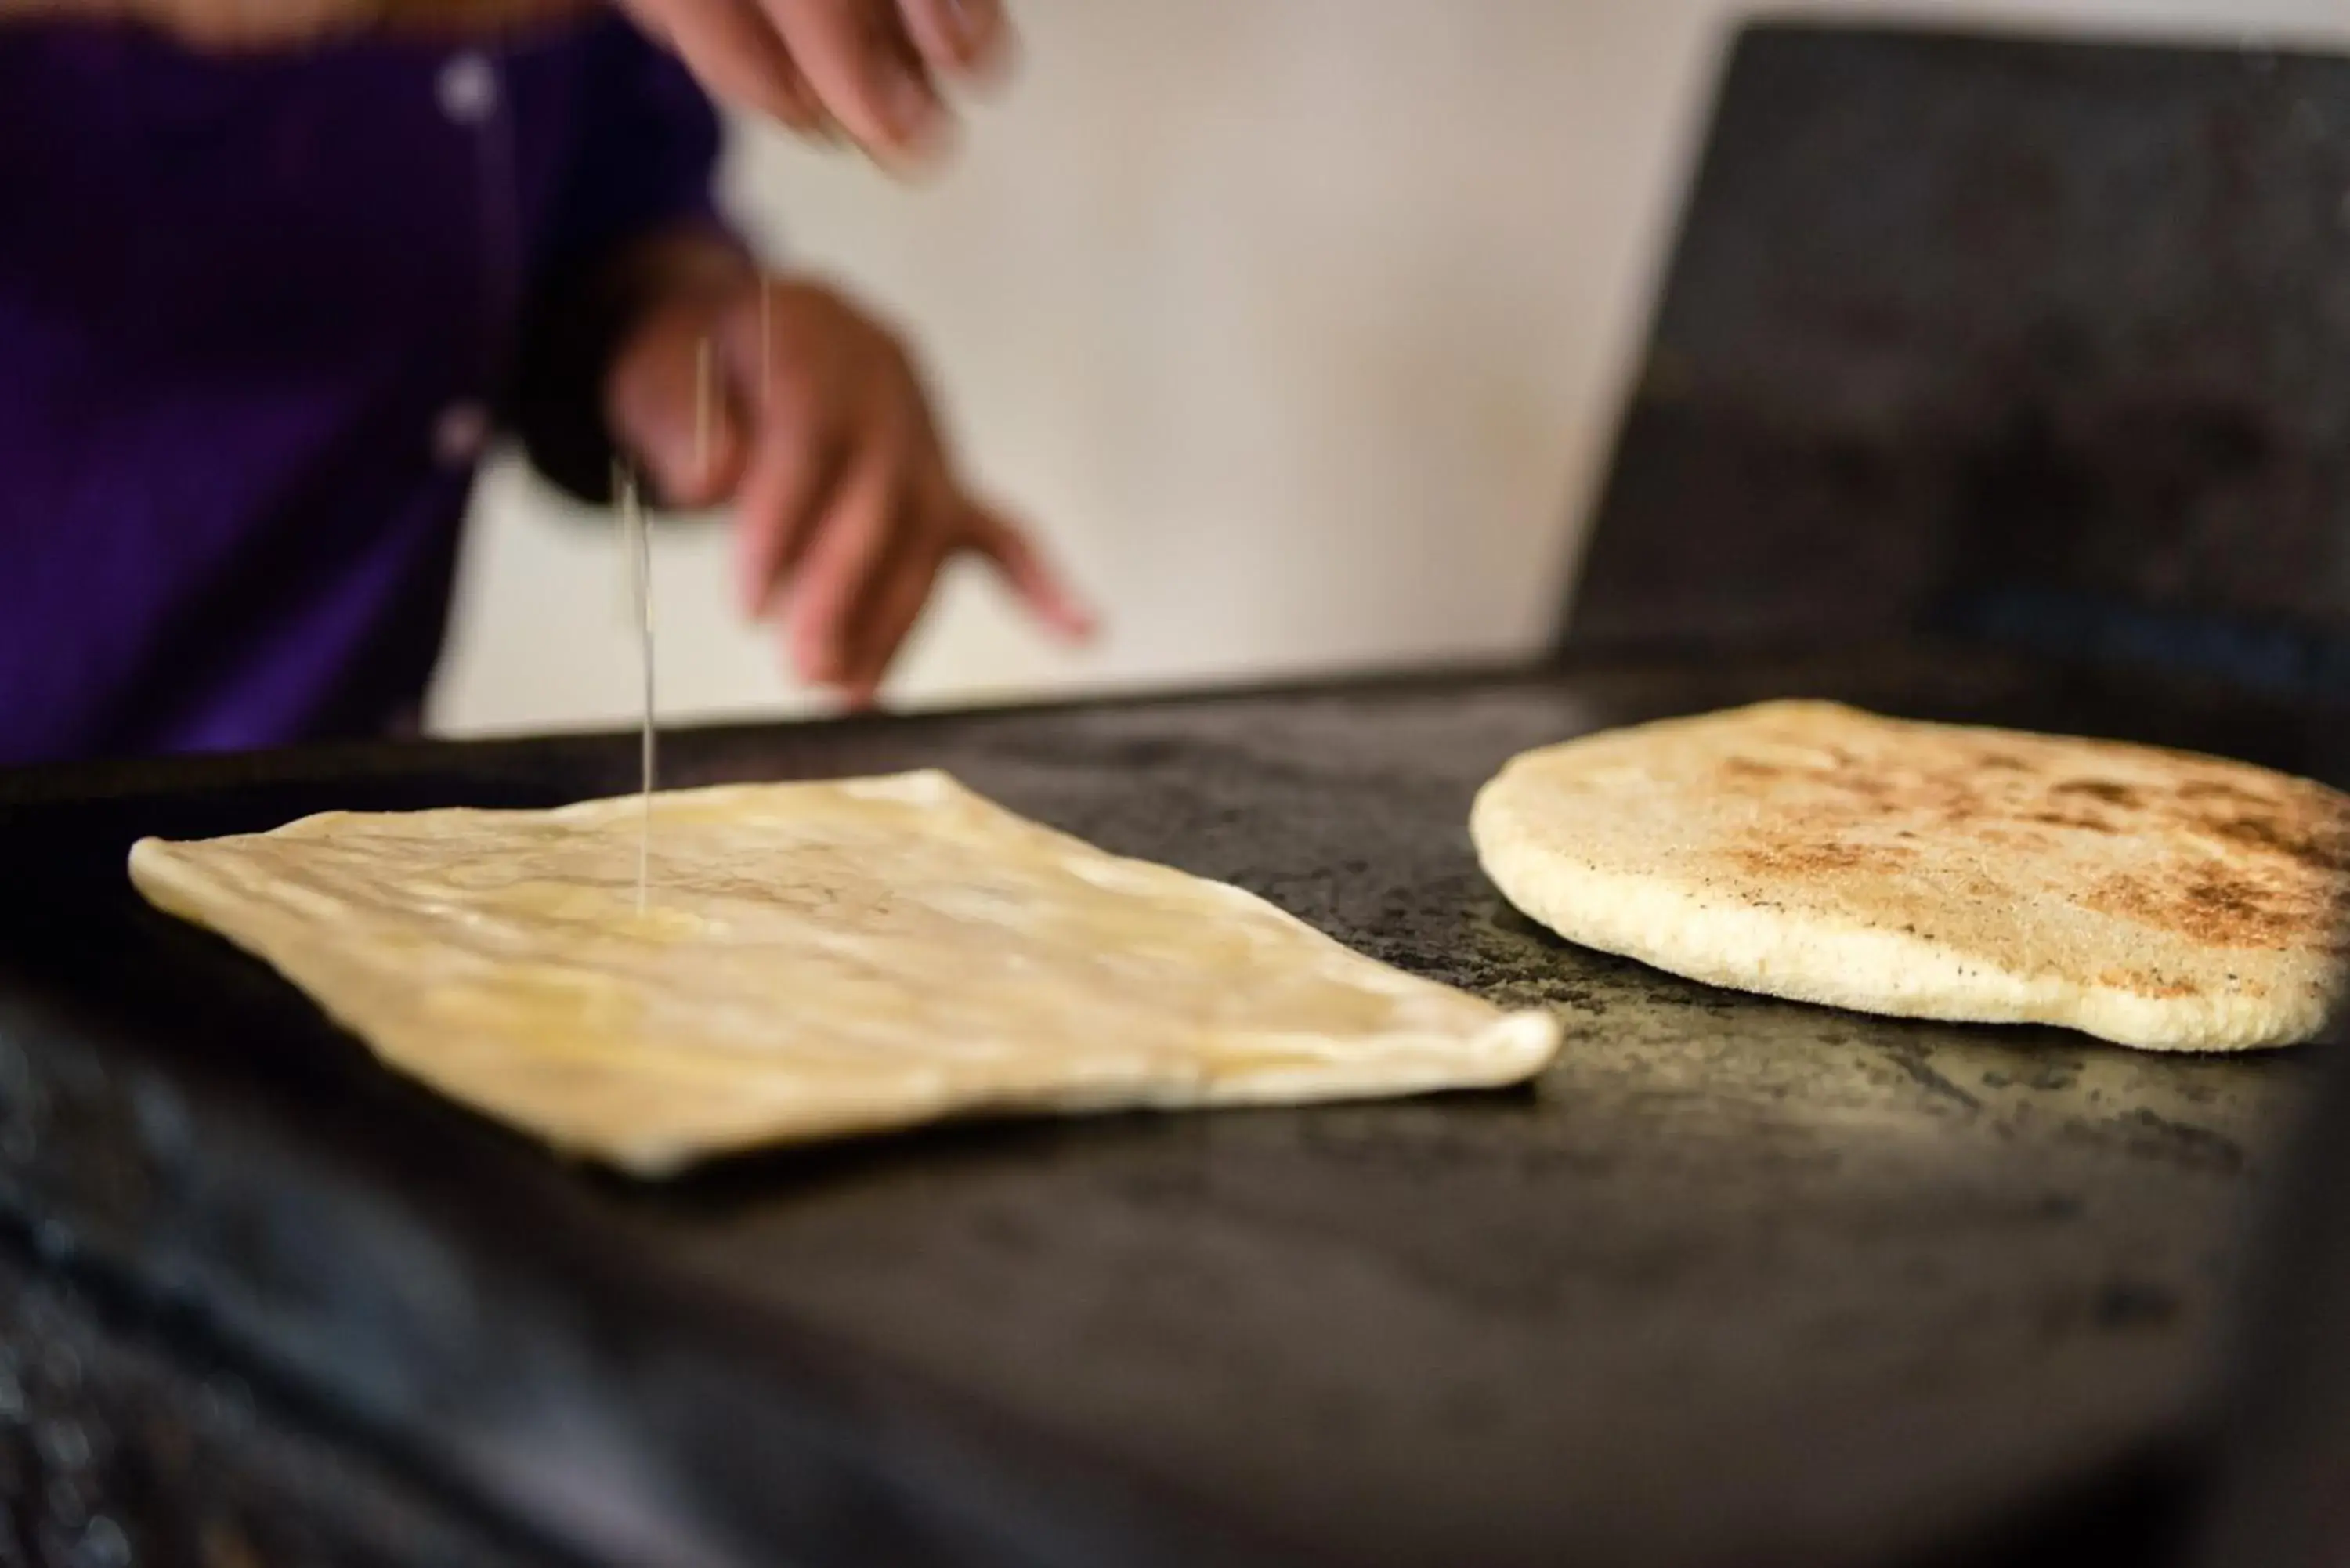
[0,647,2326,1568]
[2189,1042,2350,1566]
[0,1223,561,1568]
[1569,23,2350,694]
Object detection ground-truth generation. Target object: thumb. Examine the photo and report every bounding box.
[608,318,747,511]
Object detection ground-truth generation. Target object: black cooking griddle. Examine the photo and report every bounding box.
[0,645,2328,1568]
[11,16,2350,1568]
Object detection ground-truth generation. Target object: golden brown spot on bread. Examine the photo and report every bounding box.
[1732,840,1917,879]
[2024,811,2118,834]
[2097,967,2198,999]
[2178,779,2269,804]
[2090,865,2334,952]
[2205,810,2350,876]
[2053,779,2143,808]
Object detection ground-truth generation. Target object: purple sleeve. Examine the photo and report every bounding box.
[540,17,736,277]
[509,17,746,503]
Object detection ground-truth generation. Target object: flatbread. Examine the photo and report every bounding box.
[1470,701,2350,1051]
[131,771,1559,1174]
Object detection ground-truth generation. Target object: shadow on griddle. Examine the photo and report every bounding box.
[586,1076,1553,1224]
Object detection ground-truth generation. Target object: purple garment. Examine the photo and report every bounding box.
[0,16,723,765]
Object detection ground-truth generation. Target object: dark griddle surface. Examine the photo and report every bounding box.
[0,647,2322,1568]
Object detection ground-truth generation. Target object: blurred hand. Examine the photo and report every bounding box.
[606,255,1091,706]
[5,0,1010,165]
[612,0,1014,168]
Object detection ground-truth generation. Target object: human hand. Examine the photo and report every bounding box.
[4,0,1012,167]
[605,255,1092,706]
[611,0,1014,169]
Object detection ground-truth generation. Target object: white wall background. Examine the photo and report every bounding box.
[428,0,2350,737]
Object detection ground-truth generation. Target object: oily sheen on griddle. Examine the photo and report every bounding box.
[1470,701,2350,1051]
[129,771,1560,1175]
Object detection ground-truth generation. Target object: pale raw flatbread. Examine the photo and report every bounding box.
[1470,701,2350,1052]
[131,771,1559,1174]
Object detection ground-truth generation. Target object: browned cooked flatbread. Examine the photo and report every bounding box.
[1470,701,2350,1050]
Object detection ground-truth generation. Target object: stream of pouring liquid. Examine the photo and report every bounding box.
[615,338,718,914]
[612,338,714,914]
[616,463,656,915]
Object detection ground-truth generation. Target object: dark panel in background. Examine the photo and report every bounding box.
[1569,23,2350,697]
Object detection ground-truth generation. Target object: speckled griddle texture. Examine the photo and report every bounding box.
[0,645,2324,1568]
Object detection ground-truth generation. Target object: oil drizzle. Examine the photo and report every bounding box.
[615,461,657,914]
[694,332,715,484]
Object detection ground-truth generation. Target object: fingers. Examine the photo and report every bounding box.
[760,44,831,138]
[826,498,1077,705]
[715,274,1088,706]
[836,537,946,707]
[780,448,907,687]
[632,0,830,135]
[622,0,1014,161]
[731,397,844,619]
[895,0,1012,82]
[759,0,947,166]
[969,504,1097,641]
[765,493,1098,705]
[607,313,750,509]
[725,285,848,616]
[809,500,1094,707]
